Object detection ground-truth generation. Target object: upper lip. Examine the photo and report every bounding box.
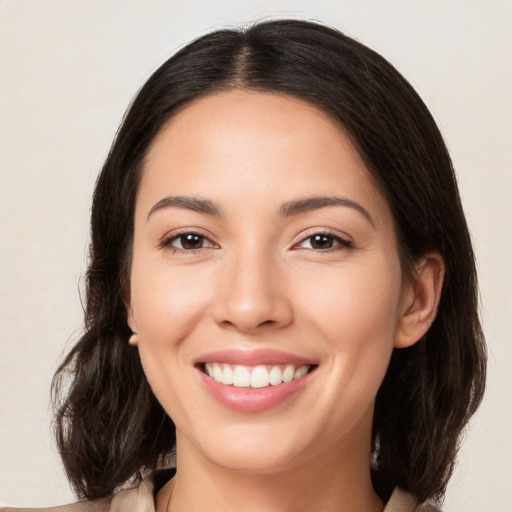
[195,349,317,366]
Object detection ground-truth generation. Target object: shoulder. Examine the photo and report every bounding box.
[0,499,110,512]
[0,469,172,512]
[416,503,443,512]
[385,488,443,512]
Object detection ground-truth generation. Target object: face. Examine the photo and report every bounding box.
[128,91,406,474]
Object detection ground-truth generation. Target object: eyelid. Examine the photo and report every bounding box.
[290,228,353,251]
[158,227,352,252]
[159,227,219,251]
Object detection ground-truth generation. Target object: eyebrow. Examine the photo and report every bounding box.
[147,194,375,228]
[279,196,375,228]
[147,196,222,219]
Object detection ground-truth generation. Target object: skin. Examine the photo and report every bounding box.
[127,90,444,512]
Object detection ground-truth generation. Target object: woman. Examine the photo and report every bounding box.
[3,19,486,512]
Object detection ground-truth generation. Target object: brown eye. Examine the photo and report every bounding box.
[309,234,336,249]
[166,233,213,251]
[296,233,352,251]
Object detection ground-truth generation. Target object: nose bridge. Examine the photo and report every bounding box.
[213,242,292,332]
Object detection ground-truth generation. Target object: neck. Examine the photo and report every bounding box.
[160,427,384,512]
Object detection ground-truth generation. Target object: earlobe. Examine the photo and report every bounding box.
[127,306,138,346]
[394,252,445,349]
[128,332,139,346]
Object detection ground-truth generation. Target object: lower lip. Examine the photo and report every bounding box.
[197,370,313,413]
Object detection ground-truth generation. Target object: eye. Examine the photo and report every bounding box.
[295,233,352,251]
[162,232,216,251]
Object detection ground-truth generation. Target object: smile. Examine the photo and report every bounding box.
[204,363,312,388]
[195,349,318,412]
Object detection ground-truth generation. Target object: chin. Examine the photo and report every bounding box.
[179,421,314,475]
[208,445,303,475]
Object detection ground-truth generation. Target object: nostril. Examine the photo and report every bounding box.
[219,319,276,330]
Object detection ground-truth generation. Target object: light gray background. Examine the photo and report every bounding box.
[1,1,510,510]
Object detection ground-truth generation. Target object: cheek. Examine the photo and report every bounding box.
[128,259,213,403]
[296,254,402,398]
[300,257,402,343]
[129,263,212,421]
[130,260,211,343]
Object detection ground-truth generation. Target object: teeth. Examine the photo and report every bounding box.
[233,365,251,387]
[269,366,283,385]
[294,365,309,379]
[251,366,269,388]
[204,363,311,388]
[213,364,223,382]
[221,365,233,385]
[282,365,295,383]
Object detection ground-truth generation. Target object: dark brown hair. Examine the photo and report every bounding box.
[52,19,486,503]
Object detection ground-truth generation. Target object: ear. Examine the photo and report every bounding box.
[127,304,139,346]
[394,252,445,349]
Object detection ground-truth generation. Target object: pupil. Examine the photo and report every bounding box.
[311,234,333,249]
[181,234,202,249]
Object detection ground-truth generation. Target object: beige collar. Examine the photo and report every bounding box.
[109,472,427,512]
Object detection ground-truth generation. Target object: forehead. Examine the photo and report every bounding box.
[138,90,391,228]
[150,90,355,160]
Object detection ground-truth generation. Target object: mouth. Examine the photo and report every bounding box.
[199,362,317,389]
[194,349,318,412]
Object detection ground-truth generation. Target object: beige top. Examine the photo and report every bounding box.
[1,472,441,512]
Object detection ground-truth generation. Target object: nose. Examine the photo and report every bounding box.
[212,250,294,334]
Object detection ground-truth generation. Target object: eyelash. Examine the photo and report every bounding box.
[292,232,353,252]
[160,231,217,253]
[160,230,353,253]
